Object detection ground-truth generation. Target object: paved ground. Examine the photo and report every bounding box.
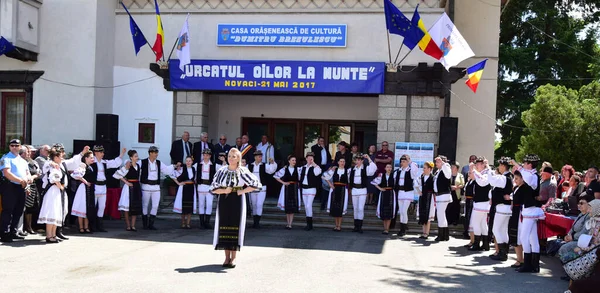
[0,219,568,293]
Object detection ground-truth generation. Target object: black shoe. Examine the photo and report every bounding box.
[444,228,450,241]
[45,237,59,244]
[17,231,28,237]
[142,215,149,230]
[256,216,261,229]
[0,233,13,243]
[10,233,25,240]
[304,217,313,231]
[434,228,443,242]
[398,223,406,237]
[517,253,533,273]
[468,236,482,251]
[148,215,158,230]
[56,227,69,240]
[199,214,206,229]
[490,243,508,261]
[204,215,213,229]
[352,220,359,232]
[358,220,363,234]
[531,253,540,273]
[510,262,523,268]
[481,236,490,251]
[96,218,107,232]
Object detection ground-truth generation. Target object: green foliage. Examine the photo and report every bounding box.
[516,82,600,170]
[496,0,600,158]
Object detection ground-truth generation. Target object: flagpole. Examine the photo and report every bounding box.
[393,43,405,65]
[386,30,392,64]
[396,48,415,66]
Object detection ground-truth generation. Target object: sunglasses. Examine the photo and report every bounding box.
[578,201,587,205]
[219,138,226,140]
[9,145,20,147]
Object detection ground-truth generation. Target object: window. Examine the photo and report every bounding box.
[138,123,155,143]
[1,92,26,149]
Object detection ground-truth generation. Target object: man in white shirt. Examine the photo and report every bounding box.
[248,150,277,228]
[255,135,275,164]
[349,153,377,233]
[299,152,322,231]
[90,145,126,232]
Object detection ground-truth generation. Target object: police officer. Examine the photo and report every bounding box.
[1,139,32,243]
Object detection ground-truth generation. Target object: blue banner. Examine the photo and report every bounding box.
[217,24,347,47]
[169,60,385,94]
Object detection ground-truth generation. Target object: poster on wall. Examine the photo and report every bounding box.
[169,59,385,95]
[217,24,347,47]
[394,142,435,170]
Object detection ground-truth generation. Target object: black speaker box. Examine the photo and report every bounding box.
[96,114,119,142]
[438,117,458,163]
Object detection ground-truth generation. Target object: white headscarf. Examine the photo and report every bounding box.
[585,199,600,230]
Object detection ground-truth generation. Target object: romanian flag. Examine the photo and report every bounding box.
[465,59,487,93]
[411,5,444,60]
[151,0,164,61]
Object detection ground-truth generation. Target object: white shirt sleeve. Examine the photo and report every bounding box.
[160,162,176,177]
[71,165,86,180]
[313,165,322,176]
[487,173,507,188]
[274,167,285,180]
[366,162,377,176]
[371,174,382,186]
[521,170,539,190]
[409,162,419,179]
[104,157,123,169]
[441,162,451,179]
[321,169,334,181]
[265,162,277,174]
[473,169,489,186]
[414,175,423,194]
[112,166,128,180]
[63,154,82,171]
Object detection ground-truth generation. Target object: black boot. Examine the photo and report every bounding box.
[517,253,533,273]
[398,223,406,237]
[199,214,205,229]
[56,227,69,240]
[531,253,540,273]
[389,217,397,230]
[252,216,258,229]
[444,228,450,241]
[148,215,158,230]
[358,220,364,234]
[96,218,107,232]
[352,220,359,232]
[482,235,490,251]
[204,215,213,229]
[256,216,261,229]
[0,233,13,243]
[304,217,311,231]
[468,236,482,251]
[435,228,443,241]
[142,215,148,230]
[490,243,508,261]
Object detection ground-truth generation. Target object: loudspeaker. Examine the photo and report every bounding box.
[96,114,119,142]
[438,117,458,163]
[73,139,95,156]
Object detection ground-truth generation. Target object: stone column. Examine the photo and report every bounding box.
[174,91,209,141]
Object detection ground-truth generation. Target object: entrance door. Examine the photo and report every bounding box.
[273,122,297,163]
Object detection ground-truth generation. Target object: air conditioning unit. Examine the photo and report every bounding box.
[0,0,42,61]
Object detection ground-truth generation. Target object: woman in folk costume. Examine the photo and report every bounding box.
[274,155,301,230]
[486,157,514,262]
[372,163,396,235]
[172,156,197,229]
[37,149,69,243]
[394,154,419,237]
[113,150,143,231]
[433,155,452,242]
[209,148,261,268]
[196,148,217,229]
[322,158,350,231]
[70,151,95,233]
[417,161,435,239]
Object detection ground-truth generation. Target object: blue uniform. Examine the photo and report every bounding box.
[1,152,30,235]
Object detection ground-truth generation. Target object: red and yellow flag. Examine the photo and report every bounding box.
[411,5,444,60]
[151,0,164,61]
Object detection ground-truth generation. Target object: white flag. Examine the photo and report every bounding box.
[428,13,474,71]
[176,14,191,72]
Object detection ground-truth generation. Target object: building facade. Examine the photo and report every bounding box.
[0,0,500,165]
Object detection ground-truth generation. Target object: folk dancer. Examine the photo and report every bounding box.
[274,155,301,230]
[37,149,66,243]
[468,156,491,250]
[372,163,396,234]
[139,146,178,230]
[463,171,476,245]
[322,158,350,231]
[349,153,377,234]
[248,150,277,228]
[43,143,88,240]
[416,161,436,239]
[298,152,322,231]
[394,154,419,237]
[172,156,197,229]
[513,154,544,273]
[90,145,125,232]
[113,150,144,231]
[487,157,514,261]
[70,151,96,233]
[209,148,261,268]
[196,148,217,229]
[508,169,526,268]
[433,155,452,241]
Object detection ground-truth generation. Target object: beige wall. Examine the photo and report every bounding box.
[207,94,378,141]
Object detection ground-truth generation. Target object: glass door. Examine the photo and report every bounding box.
[303,123,323,157]
[246,120,269,149]
[327,125,351,158]
[273,122,297,163]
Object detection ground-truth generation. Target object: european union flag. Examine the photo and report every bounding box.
[383,0,425,50]
[121,2,148,55]
[0,36,16,57]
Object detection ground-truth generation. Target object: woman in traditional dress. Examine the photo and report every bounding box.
[114,150,143,231]
[372,163,396,234]
[322,158,349,231]
[70,151,95,233]
[274,155,301,230]
[417,161,435,239]
[21,145,41,235]
[210,148,261,268]
[172,156,197,229]
[37,149,68,243]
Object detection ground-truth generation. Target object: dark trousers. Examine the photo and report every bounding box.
[319,165,328,210]
[463,198,473,236]
[1,183,26,234]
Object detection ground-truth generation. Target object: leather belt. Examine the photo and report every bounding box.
[182,181,195,185]
[301,184,317,189]
[352,184,365,189]
[333,182,347,186]
[143,180,160,185]
[199,179,211,185]
[96,181,106,186]
[127,179,139,183]
[382,187,393,190]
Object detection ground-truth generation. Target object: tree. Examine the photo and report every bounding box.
[516,81,600,170]
[496,0,600,159]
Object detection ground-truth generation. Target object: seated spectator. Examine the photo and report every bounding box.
[558,194,594,263]
[566,199,600,293]
[565,175,586,216]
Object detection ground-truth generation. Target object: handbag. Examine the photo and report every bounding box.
[563,244,599,281]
